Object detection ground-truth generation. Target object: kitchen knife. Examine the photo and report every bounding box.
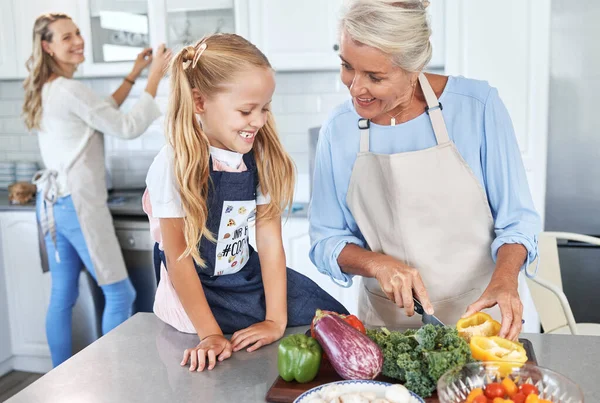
[413,297,445,326]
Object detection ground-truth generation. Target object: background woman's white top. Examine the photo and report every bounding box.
[38,76,161,197]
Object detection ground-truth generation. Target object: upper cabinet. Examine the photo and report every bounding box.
[0,0,446,79]
[77,0,157,77]
[12,0,80,79]
[428,0,446,69]
[0,0,17,79]
[248,0,445,71]
[248,0,343,71]
[151,0,249,52]
[78,0,250,76]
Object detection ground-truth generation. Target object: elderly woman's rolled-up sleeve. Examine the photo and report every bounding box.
[482,88,542,276]
[309,125,365,287]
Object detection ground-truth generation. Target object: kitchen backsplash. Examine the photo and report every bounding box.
[0,71,349,202]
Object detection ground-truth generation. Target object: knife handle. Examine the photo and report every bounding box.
[413,297,425,315]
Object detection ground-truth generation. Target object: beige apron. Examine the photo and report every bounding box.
[346,73,500,328]
[35,131,127,286]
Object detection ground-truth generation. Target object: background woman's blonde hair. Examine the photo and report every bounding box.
[22,13,71,131]
[340,0,432,72]
[167,33,295,266]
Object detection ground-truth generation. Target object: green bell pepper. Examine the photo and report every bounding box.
[277,334,322,383]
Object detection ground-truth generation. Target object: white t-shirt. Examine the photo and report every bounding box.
[38,77,161,196]
[145,145,270,218]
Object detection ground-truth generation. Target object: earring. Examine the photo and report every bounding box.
[50,52,54,57]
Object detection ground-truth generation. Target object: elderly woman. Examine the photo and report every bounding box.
[309,0,541,340]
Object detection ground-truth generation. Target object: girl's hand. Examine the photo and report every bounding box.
[181,334,232,372]
[230,320,286,353]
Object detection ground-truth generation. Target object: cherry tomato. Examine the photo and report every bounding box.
[519,384,540,396]
[512,392,527,403]
[472,396,488,403]
[485,383,507,399]
[467,388,484,403]
[502,377,519,397]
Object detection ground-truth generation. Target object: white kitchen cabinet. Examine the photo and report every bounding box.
[77,0,158,77]
[428,0,446,69]
[248,0,446,71]
[0,0,18,79]
[76,0,250,77]
[12,0,80,79]
[151,0,249,52]
[248,0,343,71]
[0,217,12,377]
[0,212,52,372]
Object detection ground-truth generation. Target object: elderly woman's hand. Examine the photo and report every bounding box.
[463,276,522,340]
[371,254,434,317]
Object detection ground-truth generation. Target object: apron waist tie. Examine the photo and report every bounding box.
[32,169,61,263]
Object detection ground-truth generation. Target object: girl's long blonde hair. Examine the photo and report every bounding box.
[167,34,295,266]
[22,13,71,131]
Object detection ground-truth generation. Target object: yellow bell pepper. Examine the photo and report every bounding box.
[456,312,501,342]
[470,336,528,375]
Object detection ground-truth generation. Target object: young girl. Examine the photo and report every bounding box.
[144,34,348,372]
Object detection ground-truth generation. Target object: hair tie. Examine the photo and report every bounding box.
[192,43,207,68]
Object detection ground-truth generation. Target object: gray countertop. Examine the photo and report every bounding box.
[0,190,36,212]
[6,313,600,402]
[0,189,309,218]
[0,189,146,215]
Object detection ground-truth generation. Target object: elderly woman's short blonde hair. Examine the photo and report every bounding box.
[339,0,432,73]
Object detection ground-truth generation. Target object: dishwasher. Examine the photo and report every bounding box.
[71,215,157,353]
[113,216,157,314]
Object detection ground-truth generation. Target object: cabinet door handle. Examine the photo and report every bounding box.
[127,237,135,247]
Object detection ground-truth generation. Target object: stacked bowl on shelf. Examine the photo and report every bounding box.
[0,162,16,190]
[15,162,39,183]
[0,161,40,190]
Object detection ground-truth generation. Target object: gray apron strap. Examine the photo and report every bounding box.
[418,73,449,144]
[32,169,61,263]
[358,118,370,152]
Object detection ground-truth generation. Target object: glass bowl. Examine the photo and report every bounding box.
[437,361,584,403]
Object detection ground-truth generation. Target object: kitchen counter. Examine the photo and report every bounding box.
[0,189,145,215]
[6,313,600,402]
[0,190,36,211]
[0,189,309,218]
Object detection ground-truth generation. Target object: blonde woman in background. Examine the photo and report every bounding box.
[143,34,347,372]
[22,13,170,367]
[309,0,541,340]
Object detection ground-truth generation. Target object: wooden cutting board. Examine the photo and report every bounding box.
[265,338,538,403]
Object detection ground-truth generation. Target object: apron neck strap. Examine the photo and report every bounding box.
[358,118,370,153]
[418,73,449,144]
[357,74,449,152]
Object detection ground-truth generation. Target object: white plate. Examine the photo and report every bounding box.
[293,380,425,403]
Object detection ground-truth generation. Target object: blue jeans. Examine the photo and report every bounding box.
[37,195,136,367]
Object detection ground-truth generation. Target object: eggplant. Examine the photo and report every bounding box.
[312,309,383,380]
